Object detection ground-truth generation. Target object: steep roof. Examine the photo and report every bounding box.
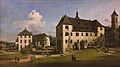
[18,29,32,36]
[56,15,72,27]
[111,10,118,16]
[56,14,104,32]
[33,33,48,41]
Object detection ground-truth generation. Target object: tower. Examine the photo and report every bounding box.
[111,10,119,30]
[75,11,79,19]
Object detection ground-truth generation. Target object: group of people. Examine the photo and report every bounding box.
[31,55,36,62]
[14,57,20,62]
[71,54,76,61]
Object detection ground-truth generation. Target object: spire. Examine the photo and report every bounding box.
[111,10,118,16]
[75,11,79,19]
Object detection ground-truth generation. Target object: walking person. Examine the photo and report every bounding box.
[14,56,17,62]
[17,57,20,62]
[71,54,74,61]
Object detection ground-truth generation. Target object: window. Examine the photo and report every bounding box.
[29,36,31,38]
[103,39,104,41]
[20,36,22,38]
[65,40,67,43]
[116,18,118,22]
[100,33,103,36]
[65,32,69,36]
[76,33,79,36]
[20,45,22,50]
[77,40,79,43]
[25,45,26,49]
[81,33,83,36]
[29,40,31,43]
[100,27,102,30]
[95,33,97,36]
[90,33,92,36]
[93,39,94,41]
[71,40,72,43]
[71,33,72,36]
[25,40,26,43]
[86,40,87,43]
[65,26,69,29]
[78,23,80,25]
[86,33,88,36]
[20,40,22,43]
[25,36,26,38]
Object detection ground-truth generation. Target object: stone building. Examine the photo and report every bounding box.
[56,11,105,53]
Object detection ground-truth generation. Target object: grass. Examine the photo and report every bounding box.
[1,49,120,67]
[0,52,28,60]
[35,49,107,63]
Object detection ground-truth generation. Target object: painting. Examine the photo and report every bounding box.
[0,0,120,67]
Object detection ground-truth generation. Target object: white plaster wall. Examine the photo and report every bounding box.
[62,25,72,52]
[45,37,50,46]
[18,35,32,50]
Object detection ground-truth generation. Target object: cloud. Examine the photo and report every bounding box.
[13,10,46,34]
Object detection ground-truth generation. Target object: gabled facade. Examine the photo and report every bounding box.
[56,12,105,53]
[15,29,50,51]
[15,29,33,50]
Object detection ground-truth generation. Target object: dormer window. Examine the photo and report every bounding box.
[100,27,102,30]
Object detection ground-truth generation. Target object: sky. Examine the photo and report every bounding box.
[0,0,120,42]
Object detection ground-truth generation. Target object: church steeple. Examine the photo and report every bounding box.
[75,11,79,19]
[111,10,118,16]
[111,10,119,30]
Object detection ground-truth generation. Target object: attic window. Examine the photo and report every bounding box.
[100,27,102,30]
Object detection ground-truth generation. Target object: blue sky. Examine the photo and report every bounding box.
[0,0,120,42]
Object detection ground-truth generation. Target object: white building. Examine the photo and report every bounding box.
[56,11,105,53]
[15,29,33,50]
[15,29,50,51]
